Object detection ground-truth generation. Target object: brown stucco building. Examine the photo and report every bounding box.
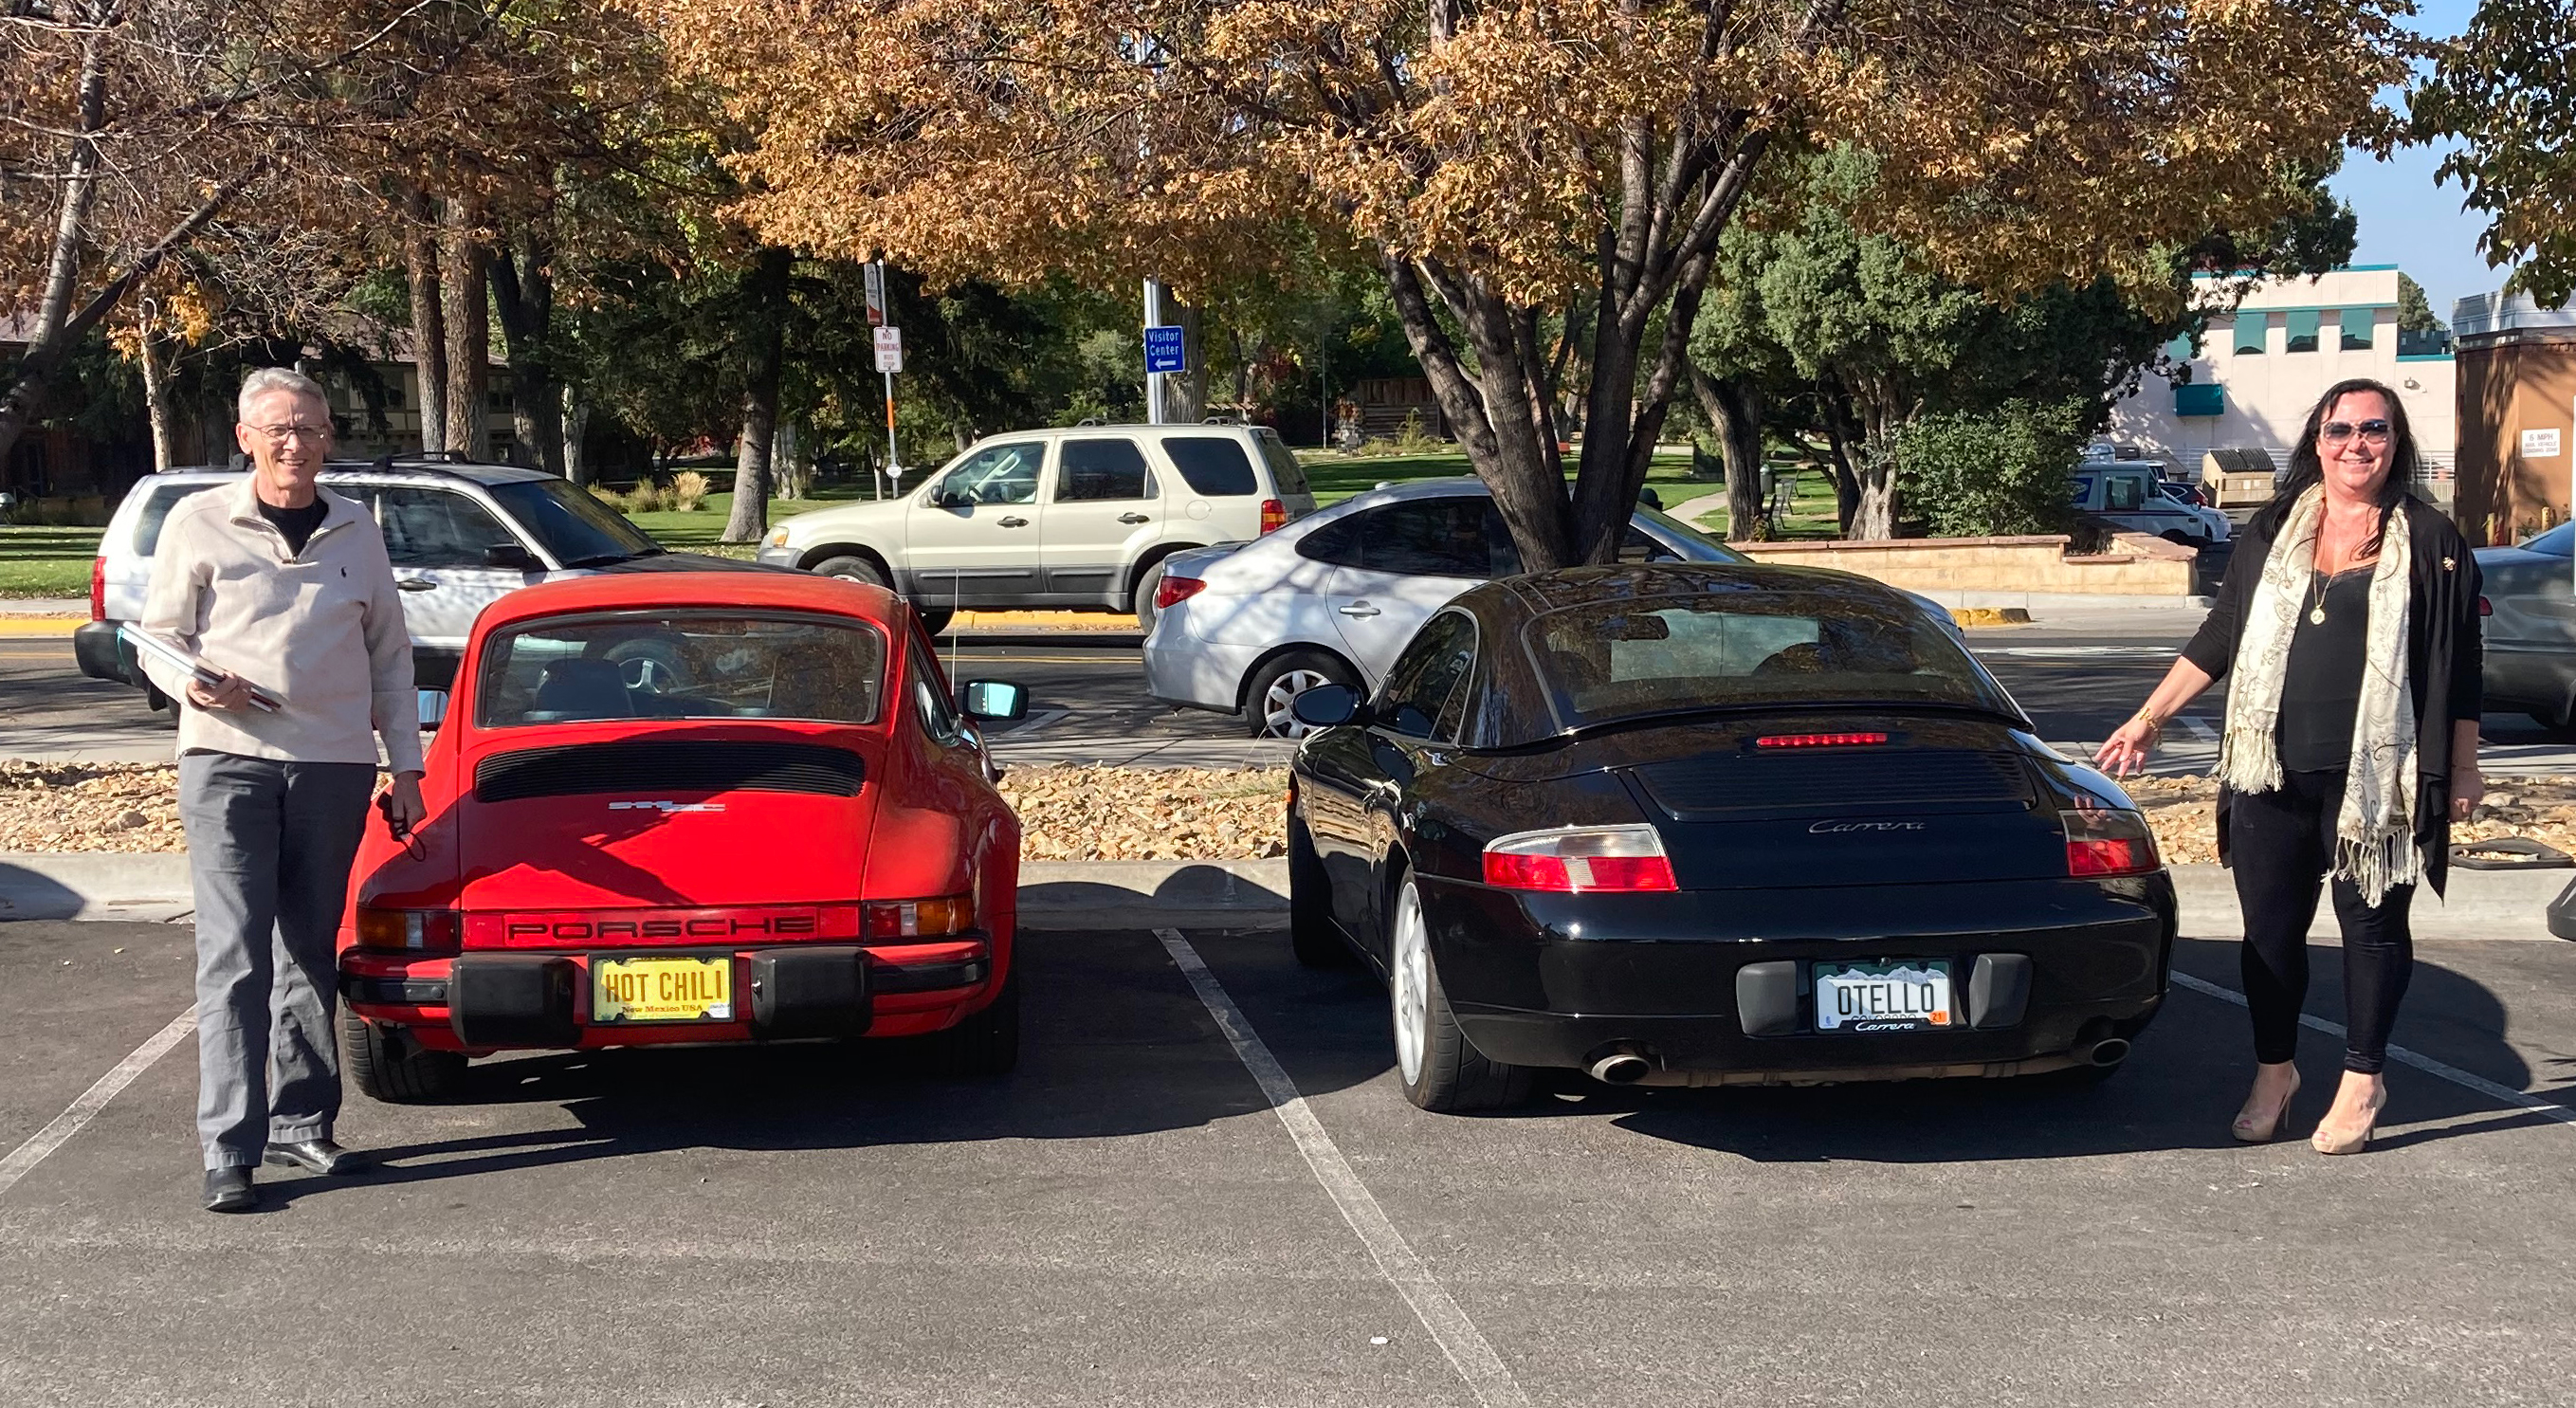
[2455,291,2576,546]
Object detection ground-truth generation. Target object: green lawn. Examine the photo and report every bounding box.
[0,524,103,598]
[623,485,881,558]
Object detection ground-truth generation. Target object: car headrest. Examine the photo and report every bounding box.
[532,658,631,721]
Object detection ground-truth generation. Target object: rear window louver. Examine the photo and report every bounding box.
[475,741,864,802]
[1635,749,2029,814]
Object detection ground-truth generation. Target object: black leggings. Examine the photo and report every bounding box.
[2230,769,2415,1074]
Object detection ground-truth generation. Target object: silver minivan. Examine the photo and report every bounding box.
[76,459,679,710]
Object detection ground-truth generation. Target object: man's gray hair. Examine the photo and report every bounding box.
[237,366,328,423]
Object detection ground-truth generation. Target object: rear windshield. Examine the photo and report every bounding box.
[476,612,886,728]
[1524,591,2010,729]
[135,483,221,555]
[484,479,662,566]
[1256,432,1309,495]
[1160,436,1260,497]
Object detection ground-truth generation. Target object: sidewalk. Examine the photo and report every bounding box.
[8,851,2567,938]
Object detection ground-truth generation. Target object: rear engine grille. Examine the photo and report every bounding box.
[475,741,864,802]
[1635,749,2029,814]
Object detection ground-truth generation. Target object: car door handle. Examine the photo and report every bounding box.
[997,516,1030,528]
[396,577,438,592]
[1339,602,1380,618]
[1118,512,1152,524]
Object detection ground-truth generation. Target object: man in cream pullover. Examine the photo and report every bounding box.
[140,367,424,1213]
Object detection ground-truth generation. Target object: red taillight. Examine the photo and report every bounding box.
[2062,808,2159,878]
[88,557,105,621]
[864,894,975,940]
[1483,825,1677,893]
[2479,595,2493,617]
[354,906,461,954]
[1155,574,1206,612]
[1259,499,1287,534]
[1754,732,1890,749]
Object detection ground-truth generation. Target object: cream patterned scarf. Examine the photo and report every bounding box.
[2217,485,2420,905]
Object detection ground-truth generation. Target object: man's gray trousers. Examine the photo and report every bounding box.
[177,752,375,1170]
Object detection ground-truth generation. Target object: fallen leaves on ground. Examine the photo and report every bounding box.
[13,760,2576,872]
[998,765,1288,860]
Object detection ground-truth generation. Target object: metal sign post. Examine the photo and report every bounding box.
[1143,279,1166,425]
[874,323,904,497]
[1143,277,1186,427]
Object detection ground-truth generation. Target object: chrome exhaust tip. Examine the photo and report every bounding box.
[1588,1052,1652,1085]
[2086,1036,2132,1068]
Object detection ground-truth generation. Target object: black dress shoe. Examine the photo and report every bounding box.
[204,1167,257,1213]
[264,1138,363,1176]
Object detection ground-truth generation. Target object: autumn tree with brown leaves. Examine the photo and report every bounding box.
[633,0,2410,558]
[0,0,507,467]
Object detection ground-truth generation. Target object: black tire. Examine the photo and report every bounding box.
[2161,530,2194,547]
[913,606,955,637]
[1287,809,1348,968]
[1243,649,1359,740]
[1387,876,1529,1112]
[810,554,888,589]
[340,1005,467,1104]
[1133,557,1169,631]
[918,972,1020,1077]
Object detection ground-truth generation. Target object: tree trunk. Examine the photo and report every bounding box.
[404,187,448,454]
[776,419,808,500]
[0,12,108,469]
[560,385,591,486]
[488,227,563,475]
[1842,375,1904,540]
[440,199,489,459]
[1818,406,1863,537]
[137,306,179,472]
[722,247,794,543]
[1690,367,1765,540]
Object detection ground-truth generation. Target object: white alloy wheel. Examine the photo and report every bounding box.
[1391,881,1430,1086]
[1261,667,1334,738]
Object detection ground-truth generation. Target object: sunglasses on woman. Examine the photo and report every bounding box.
[2318,419,2392,446]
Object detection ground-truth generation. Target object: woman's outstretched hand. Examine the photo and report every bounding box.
[2094,717,2159,777]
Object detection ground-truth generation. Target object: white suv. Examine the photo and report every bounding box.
[756,423,1317,631]
[76,459,691,710]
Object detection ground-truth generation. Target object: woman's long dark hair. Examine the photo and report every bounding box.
[2254,377,2422,556]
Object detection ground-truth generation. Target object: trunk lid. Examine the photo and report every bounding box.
[452,733,885,925]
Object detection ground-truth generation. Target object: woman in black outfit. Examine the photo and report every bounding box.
[2097,377,2483,1155]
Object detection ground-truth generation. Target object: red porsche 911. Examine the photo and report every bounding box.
[336,569,1029,1102]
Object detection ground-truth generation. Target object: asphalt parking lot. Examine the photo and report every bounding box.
[8,916,2576,1406]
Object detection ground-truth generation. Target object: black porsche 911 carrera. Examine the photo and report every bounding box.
[1285,563,2176,1112]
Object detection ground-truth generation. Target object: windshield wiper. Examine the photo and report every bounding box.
[561,550,654,567]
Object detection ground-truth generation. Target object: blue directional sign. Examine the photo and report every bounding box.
[1144,325,1187,375]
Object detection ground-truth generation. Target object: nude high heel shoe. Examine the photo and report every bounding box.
[2311,1087,2387,1156]
[2231,1067,2302,1143]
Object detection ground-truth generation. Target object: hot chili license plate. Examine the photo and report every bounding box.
[1814,960,1952,1033]
[593,956,733,1023]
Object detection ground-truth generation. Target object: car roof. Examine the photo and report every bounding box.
[980,423,1269,440]
[155,458,562,487]
[476,567,901,631]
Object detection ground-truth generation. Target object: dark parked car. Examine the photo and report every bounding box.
[1284,563,2177,1111]
[2476,523,2572,730]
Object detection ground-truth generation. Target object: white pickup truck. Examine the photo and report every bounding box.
[2071,460,2231,547]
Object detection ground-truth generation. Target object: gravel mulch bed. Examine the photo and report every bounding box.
[11,760,2576,872]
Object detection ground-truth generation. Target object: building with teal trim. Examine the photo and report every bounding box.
[2109,266,2457,503]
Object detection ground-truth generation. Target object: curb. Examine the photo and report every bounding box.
[1949,607,2032,628]
[0,618,79,637]
[8,853,2567,939]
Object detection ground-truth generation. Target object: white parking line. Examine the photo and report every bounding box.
[2168,971,2576,1128]
[2175,715,2219,742]
[1153,929,1528,1408]
[0,1006,195,1199]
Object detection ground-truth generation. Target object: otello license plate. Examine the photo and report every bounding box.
[593,956,733,1023]
[1813,960,1953,1033]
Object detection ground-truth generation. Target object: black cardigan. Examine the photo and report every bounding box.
[2179,494,2484,896]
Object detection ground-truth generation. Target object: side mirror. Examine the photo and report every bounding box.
[959,679,1029,721]
[484,542,542,571]
[417,687,448,730]
[1289,683,1363,729]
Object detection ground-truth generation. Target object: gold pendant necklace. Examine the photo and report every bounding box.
[2307,570,2328,626]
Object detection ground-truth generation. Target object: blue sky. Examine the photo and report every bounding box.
[2329,0,2497,322]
